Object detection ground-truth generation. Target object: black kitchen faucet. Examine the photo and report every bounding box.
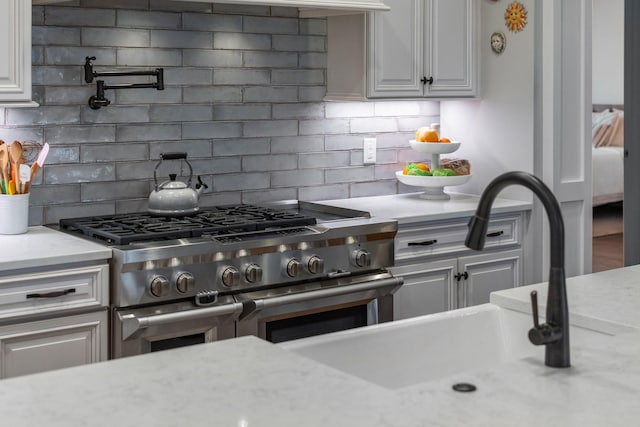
[465,171,570,368]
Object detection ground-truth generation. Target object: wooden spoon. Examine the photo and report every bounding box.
[9,141,23,194]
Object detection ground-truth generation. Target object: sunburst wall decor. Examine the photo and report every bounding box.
[504,1,527,33]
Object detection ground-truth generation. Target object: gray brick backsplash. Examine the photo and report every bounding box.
[7,106,80,126]
[45,125,116,144]
[298,184,349,201]
[271,168,323,187]
[149,140,213,159]
[243,120,298,137]
[271,136,323,153]
[299,152,349,169]
[183,13,242,32]
[213,104,270,121]
[45,8,116,27]
[272,103,324,119]
[326,166,374,184]
[272,35,324,52]
[243,51,297,68]
[150,105,213,122]
[81,28,149,47]
[151,30,213,49]
[214,33,271,51]
[183,86,243,103]
[81,143,149,163]
[81,180,150,202]
[32,27,80,46]
[244,86,298,103]
[213,172,270,192]
[116,10,181,29]
[213,138,270,156]
[299,19,327,35]
[45,46,116,65]
[45,163,115,184]
[243,154,297,171]
[299,119,349,135]
[183,122,242,140]
[243,17,298,34]
[350,117,398,134]
[184,50,243,67]
[14,4,439,225]
[32,66,82,85]
[117,123,182,142]
[81,106,150,124]
[271,70,324,85]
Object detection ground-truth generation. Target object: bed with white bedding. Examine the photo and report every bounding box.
[592,104,624,206]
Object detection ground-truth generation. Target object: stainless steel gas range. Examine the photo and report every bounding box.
[58,201,402,358]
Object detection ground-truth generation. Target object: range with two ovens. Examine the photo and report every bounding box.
[58,201,402,358]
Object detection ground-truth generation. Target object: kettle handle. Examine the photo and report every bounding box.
[153,152,193,191]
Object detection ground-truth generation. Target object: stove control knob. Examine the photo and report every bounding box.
[221,267,240,287]
[245,264,263,283]
[352,249,372,268]
[176,272,195,294]
[286,259,301,278]
[307,256,324,275]
[149,275,170,297]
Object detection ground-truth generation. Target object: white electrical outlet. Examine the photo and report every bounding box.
[363,137,376,164]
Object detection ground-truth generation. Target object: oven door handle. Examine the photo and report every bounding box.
[120,302,244,340]
[242,276,404,318]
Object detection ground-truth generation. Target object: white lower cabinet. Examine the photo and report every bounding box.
[0,310,108,379]
[390,212,525,320]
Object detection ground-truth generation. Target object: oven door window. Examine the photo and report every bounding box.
[266,305,368,343]
[149,333,206,352]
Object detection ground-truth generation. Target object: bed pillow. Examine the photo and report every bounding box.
[592,110,624,147]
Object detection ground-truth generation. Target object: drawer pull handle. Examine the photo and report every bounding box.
[408,239,437,246]
[486,230,504,238]
[26,288,76,299]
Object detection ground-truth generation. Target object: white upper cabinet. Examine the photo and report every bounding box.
[0,0,36,107]
[326,0,478,100]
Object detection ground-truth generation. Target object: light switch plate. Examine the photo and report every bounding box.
[363,137,376,164]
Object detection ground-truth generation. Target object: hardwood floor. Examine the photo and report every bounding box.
[592,204,623,273]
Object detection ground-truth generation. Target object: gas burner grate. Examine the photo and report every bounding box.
[59,204,317,245]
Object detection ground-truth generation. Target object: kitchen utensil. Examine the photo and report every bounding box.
[19,164,31,194]
[24,142,49,193]
[147,152,208,217]
[0,143,8,194]
[9,141,23,194]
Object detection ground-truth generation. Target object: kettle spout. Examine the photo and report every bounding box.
[195,175,209,197]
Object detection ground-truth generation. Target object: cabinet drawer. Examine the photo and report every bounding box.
[395,214,522,262]
[0,264,109,322]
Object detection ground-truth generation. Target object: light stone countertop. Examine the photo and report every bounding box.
[317,192,532,223]
[0,226,112,272]
[0,266,639,426]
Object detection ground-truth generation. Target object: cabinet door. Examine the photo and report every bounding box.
[389,259,456,320]
[426,0,477,96]
[367,0,424,98]
[457,249,522,308]
[0,0,34,105]
[0,310,108,379]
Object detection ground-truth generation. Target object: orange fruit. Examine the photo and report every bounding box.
[403,166,409,175]
[439,137,451,143]
[415,163,430,172]
[415,127,439,142]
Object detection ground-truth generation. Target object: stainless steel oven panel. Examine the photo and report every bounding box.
[111,295,242,358]
[235,273,403,340]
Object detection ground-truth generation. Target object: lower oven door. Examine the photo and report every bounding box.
[112,295,243,358]
[236,272,403,344]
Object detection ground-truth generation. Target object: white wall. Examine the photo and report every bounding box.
[440,0,535,202]
[592,0,623,104]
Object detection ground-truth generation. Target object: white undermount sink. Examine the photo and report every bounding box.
[279,303,615,389]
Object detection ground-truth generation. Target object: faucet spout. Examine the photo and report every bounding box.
[464,171,570,368]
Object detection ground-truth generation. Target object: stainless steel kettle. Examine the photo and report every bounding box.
[148,152,208,217]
